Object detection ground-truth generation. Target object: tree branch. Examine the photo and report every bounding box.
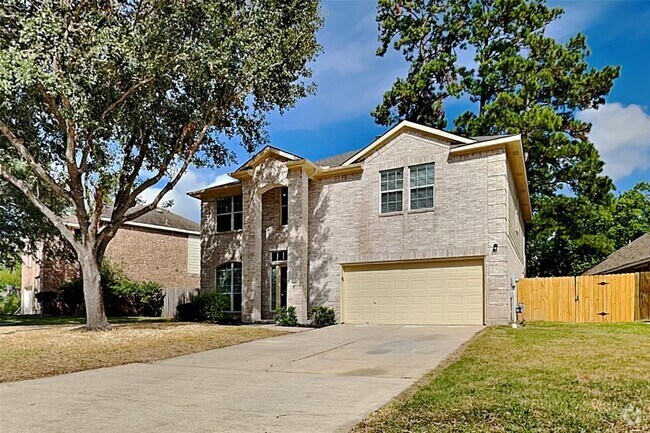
[0,163,79,252]
[101,77,154,120]
[0,120,76,206]
[37,84,67,131]
[97,117,215,251]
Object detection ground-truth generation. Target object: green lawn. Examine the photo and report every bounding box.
[0,315,169,327]
[354,322,650,433]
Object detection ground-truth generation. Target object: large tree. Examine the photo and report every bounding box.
[0,1,321,329]
[373,0,622,275]
[0,179,60,269]
[607,182,650,251]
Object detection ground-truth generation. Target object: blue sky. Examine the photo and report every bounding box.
[144,0,650,222]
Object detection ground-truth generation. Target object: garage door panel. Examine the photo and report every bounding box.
[342,260,483,325]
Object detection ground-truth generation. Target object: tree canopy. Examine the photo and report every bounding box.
[372,0,639,275]
[0,0,322,328]
[0,179,60,269]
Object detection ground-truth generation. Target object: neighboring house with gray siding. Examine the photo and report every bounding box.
[189,121,532,325]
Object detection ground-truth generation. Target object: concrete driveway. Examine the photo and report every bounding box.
[0,324,480,433]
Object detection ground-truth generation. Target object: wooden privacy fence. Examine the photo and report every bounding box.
[161,287,199,318]
[517,272,650,323]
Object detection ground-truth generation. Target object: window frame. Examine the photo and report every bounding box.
[280,187,288,226]
[270,266,278,312]
[216,195,243,233]
[270,250,287,263]
[409,163,435,211]
[379,167,404,214]
[215,262,242,312]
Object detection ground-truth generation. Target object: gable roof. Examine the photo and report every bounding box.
[470,134,517,142]
[234,146,303,172]
[340,122,520,166]
[314,148,363,167]
[187,121,532,221]
[583,233,650,275]
[64,206,200,235]
[340,121,477,166]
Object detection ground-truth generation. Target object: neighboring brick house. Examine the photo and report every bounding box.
[189,121,532,325]
[21,208,201,295]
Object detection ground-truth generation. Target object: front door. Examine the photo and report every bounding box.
[271,265,288,311]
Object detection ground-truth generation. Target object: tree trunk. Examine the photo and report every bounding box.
[79,250,110,330]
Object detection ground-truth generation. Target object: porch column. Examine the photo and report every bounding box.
[287,169,309,323]
[241,181,262,323]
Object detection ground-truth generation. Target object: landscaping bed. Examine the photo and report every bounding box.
[0,320,285,383]
[354,322,650,433]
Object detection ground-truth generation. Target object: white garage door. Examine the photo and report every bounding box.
[341,259,484,325]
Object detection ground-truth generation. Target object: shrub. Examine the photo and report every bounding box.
[58,280,85,315]
[311,306,336,328]
[109,280,164,317]
[41,263,164,317]
[0,292,20,314]
[34,291,59,315]
[0,267,21,290]
[176,300,200,322]
[274,306,298,326]
[176,290,230,323]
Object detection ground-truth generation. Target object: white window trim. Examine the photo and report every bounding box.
[216,195,243,233]
[408,163,435,211]
[379,168,404,214]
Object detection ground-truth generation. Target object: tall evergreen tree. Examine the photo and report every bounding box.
[374,0,621,275]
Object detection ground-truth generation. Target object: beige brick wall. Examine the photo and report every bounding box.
[308,131,518,324]
[200,131,526,325]
[201,156,310,323]
[260,187,288,319]
[506,160,527,320]
[200,200,243,293]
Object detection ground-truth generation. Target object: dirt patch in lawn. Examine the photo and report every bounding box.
[0,322,285,383]
[353,322,650,433]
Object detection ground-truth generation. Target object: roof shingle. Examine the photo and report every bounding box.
[583,233,650,275]
[64,206,200,234]
[314,148,363,167]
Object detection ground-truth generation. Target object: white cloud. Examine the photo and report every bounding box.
[578,103,650,180]
[208,173,237,188]
[139,170,237,222]
[546,1,611,41]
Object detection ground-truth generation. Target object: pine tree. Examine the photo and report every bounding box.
[374,0,621,275]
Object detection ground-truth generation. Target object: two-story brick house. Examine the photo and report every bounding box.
[22,207,201,295]
[189,121,531,325]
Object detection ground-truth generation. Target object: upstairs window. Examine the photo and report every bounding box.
[409,163,435,210]
[271,250,287,262]
[281,187,288,226]
[380,168,403,213]
[216,195,243,232]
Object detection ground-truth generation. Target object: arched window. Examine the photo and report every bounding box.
[216,262,242,312]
